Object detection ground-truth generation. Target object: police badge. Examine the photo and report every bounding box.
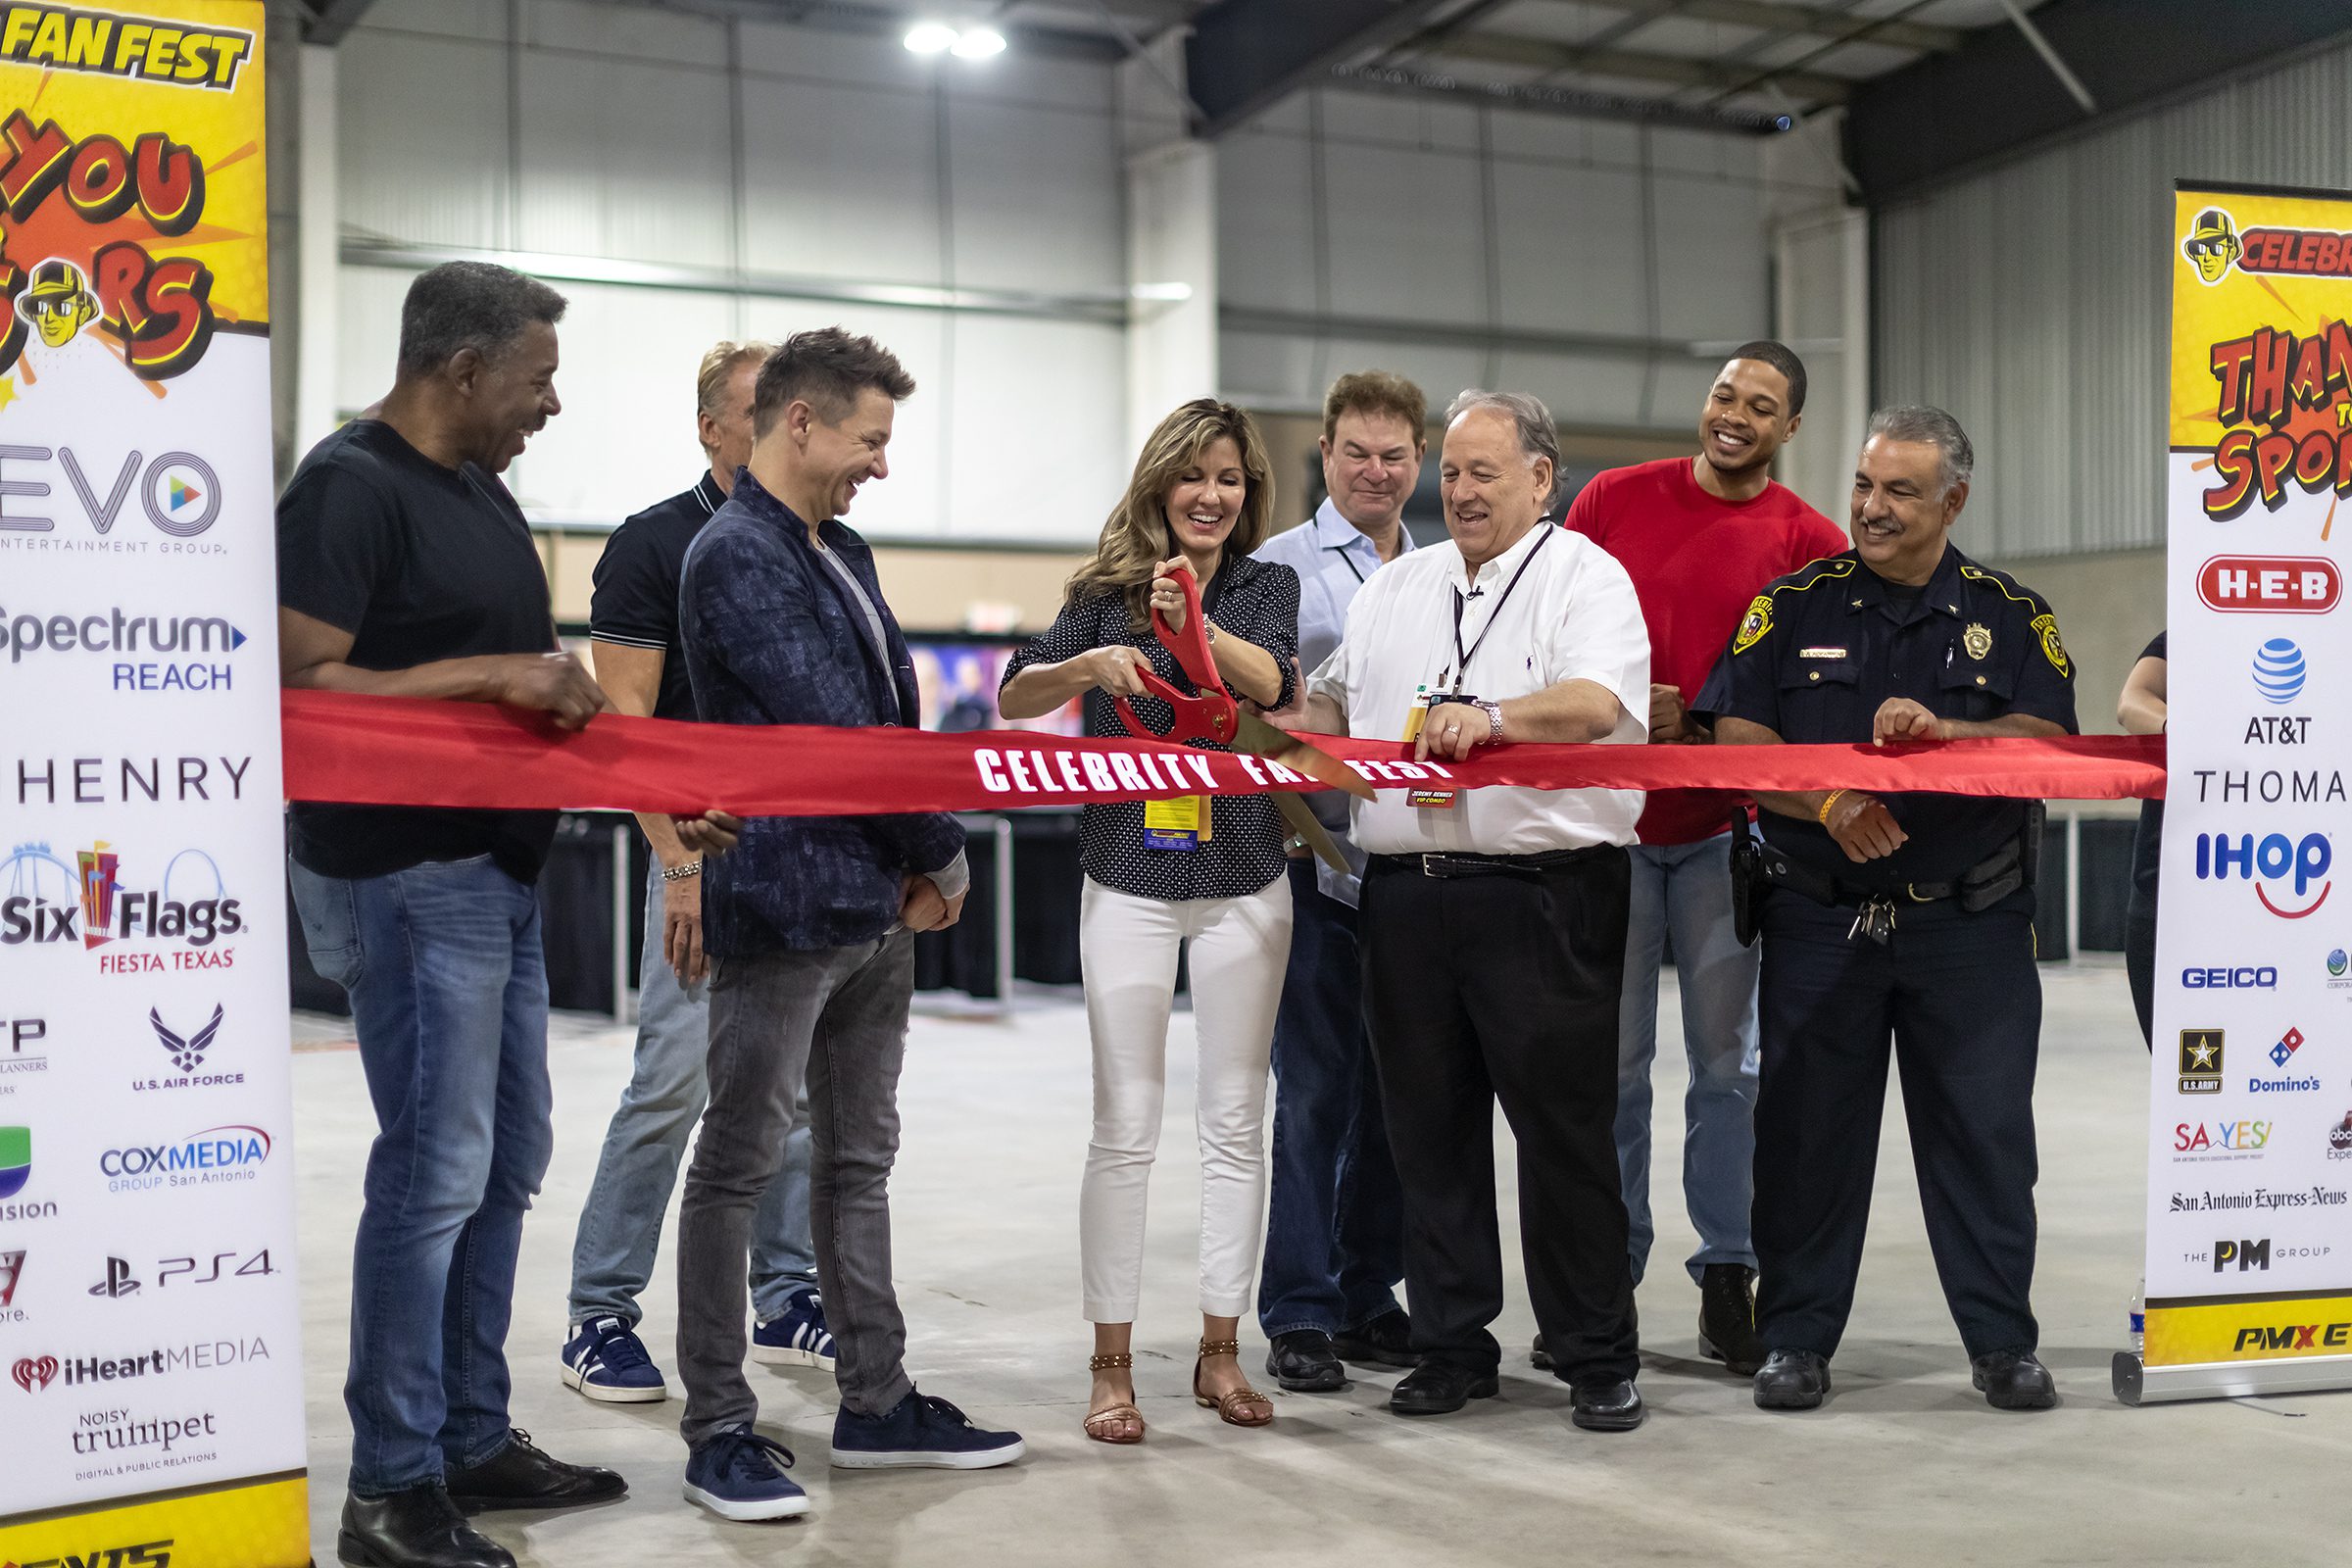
[1962,622,1992,662]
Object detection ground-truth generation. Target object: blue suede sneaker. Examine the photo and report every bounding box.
[752,1292,837,1371]
[684,1424,810,1521]
[561,1315,666,1403]
[830,1390,1024,1470]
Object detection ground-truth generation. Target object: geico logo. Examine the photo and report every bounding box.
[2194,831,2332,917]
[1,609,246,662]
[98,1125,270,1187]
[2234,1322,2352,1351]
[2178,1120,2271,1152]
[16,1541,173,1568]
[2180,966,2278,988]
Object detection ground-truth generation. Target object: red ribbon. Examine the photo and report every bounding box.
[279,690,2165,815]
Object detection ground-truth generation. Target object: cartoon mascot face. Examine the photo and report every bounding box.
[20,258,100,347]
[2183,209,2241,286]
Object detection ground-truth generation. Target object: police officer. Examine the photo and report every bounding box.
[1692,406,2074,1414]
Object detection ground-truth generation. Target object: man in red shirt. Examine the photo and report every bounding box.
[1560,341,1846,1376]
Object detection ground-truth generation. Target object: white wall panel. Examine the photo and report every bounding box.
[1214,126,1320,315]
[946,99,1124,294]
[332,266,406,415]
[1324,145,1486,326]
[523,0,726,68]
[1492,160,1645,334]
[1876,36,2352,556]
[338,28,509,248]
[516,52,734,268]
[945,318,1130,542]
[740,80,943,284]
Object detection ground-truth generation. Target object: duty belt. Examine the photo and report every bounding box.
[1370,845,1611,879]
[1757,818,2035,947]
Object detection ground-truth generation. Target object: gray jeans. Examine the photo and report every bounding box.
[678,931,917,1446]
[568,865,815,1328]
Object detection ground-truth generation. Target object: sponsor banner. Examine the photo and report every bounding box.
[0,1473,308,1568]
[0,2,304,1545]
[2148,184,2352,1380]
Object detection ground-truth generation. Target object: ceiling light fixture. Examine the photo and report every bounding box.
[950,25,1006,59]
[904,22,958,53]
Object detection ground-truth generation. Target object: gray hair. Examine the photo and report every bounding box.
[1445,388,1563,509]
[396,262,567,378]
[1865,405,1974,495]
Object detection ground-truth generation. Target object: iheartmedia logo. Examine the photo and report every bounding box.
[2198,555,2340,613]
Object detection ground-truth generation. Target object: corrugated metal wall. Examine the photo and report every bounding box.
[1875,37,2352,558]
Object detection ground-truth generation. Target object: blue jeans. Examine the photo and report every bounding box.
[569,864,815,1328]
[288,855,555,1495]
[1615,833,1760,1286]
[1257,858,1405,1339]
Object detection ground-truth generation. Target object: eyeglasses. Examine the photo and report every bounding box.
[24,296,84,318]
[2185,236,2234,259]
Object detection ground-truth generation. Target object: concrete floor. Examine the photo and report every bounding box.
[288,961,2351,1567]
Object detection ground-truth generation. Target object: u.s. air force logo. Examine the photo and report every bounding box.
[2032,612,2070,677]
[1733,595,1773,655]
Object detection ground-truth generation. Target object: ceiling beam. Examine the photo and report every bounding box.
[300,0,376,45]
[1543,0,1963,54]
[1423,27,1854,104]
[1327,59,1789,132]
[1186,0,1462,137]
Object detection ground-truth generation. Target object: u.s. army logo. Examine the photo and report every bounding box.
[2032,612,2070,677]
[1962,622,1992,662]
[1733,595,1773,655]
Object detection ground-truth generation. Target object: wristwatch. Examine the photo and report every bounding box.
[1473,699,1503,745]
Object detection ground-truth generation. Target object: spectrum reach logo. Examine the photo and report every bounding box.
[2193,829,2331,917]
[1,604,247,692]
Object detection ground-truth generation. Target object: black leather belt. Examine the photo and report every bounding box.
[1370,846,1609,879]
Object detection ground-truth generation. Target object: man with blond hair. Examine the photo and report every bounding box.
[560,340,833,1404]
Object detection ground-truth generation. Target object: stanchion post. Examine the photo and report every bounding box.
[612,821,633,1025]
[2064,808,2082,965]
[994,815,1016,1007]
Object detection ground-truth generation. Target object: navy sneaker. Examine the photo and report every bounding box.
[752,1293,837,1372]
[684,1425,809,1522]
[830,1391,1024,1470]
[562,1316,666,1403]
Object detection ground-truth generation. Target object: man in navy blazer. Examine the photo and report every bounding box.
[671,328,1024,1523]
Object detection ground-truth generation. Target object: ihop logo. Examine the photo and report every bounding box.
[2195,830,2332,918]
[2254,638,2308,705]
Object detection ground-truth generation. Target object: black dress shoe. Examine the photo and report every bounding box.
[1569,1378,1644,1433]
[1697,1264,1764,1376]
[1752,1348,1830,1411]
[444,1429,626,1512]
[1265,1329,1347,1392]
[1530,1333,1552,1370]
[1332,1308,1416,1369]
[1971,1349,2057,1410]
[1388,1361,1498,1416]
[339,1485,513,1568]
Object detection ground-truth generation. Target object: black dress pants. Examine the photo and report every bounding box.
[1359,848,1639,1384]
[1753,888,2042,1362]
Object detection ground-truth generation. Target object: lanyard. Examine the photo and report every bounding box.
[1443,526,1552,694]
[1337,546,1367,584]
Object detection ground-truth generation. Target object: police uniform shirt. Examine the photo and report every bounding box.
[1691,544,2077,890]
[589,470,726,720]
[1308,521,1650,856]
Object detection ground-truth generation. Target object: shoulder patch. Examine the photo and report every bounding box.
[1733,595,1774,654]
[2032,612,2071,677]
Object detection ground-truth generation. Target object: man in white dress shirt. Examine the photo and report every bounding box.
[1275,389,1651,1432]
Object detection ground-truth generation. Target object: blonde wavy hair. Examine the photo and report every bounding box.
[1065,398,1277,628]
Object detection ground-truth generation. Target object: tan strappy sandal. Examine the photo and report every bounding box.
[1192,1339,1274,1428]
[1083,1352,1146,1445]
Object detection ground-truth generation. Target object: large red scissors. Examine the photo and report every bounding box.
[1110,564,1372,871]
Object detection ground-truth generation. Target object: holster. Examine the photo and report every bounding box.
[1729,809,1766,948]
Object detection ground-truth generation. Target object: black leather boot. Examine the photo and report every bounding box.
[338,1485,514,1568]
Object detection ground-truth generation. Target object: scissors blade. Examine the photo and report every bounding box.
[1271,790,1352,876]
[1233,710,1376,801]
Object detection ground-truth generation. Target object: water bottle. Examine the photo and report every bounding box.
[2129,1278,2145,1355]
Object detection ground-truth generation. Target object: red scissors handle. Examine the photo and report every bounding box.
[1111,564,1238,746]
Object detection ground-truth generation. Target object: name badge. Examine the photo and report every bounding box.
[1144,794,1211,851]
[1407,789,1457,810]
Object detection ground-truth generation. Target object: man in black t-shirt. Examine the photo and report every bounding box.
[560,341,832,1404]
[278,263,732,1568]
